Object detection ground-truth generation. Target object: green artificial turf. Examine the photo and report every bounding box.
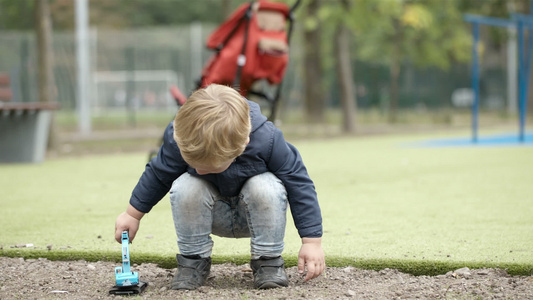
[1,131,532,275]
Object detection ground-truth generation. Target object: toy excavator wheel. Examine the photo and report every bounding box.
[109,281,148,295]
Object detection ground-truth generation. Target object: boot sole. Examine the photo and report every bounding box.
[256,281,288,289]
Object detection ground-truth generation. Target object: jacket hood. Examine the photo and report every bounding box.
[248,100,268,133]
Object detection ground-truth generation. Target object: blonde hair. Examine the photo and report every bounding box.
[174,84,251,168]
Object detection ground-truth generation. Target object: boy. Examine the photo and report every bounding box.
[115,84,324,290]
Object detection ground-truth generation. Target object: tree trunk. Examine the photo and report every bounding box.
[303,0,325,123]
[36,0,55,104]
[35,0,58,150]
[389,56,400,123]
[388,18,403,123]
[221,0,232,19]
[334,14,356,133]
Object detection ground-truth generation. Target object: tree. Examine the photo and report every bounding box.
[311,0,358,132]
[0,0,249,30]
[333,0,356,132]
[348,0,471,122]
[36,0,55,104]
[222,0,233,19]
[35,0,58,149]
[49,0,249,30]
[302,0,326,123]
[0,0,35,30]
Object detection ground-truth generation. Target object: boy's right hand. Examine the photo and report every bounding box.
[115,212,140,243]
[115,205,144,243]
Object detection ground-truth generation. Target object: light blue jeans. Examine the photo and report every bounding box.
[169,172,288,259]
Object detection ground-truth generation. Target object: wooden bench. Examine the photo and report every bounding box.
[0,73,60,163]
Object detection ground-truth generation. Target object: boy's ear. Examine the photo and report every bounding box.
[245,136,250,145]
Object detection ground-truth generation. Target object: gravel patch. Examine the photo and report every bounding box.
[1,257,532,299]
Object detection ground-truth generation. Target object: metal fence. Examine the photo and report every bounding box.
[0,24,510,117]
[0,25,213,111]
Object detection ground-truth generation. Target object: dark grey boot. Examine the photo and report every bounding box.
[170,254,211,290]
[250,256,289,289]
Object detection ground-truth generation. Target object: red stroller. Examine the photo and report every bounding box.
[151,0,301,161]
[170,0,301,121]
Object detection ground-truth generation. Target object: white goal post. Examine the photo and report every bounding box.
[92,70,183,112]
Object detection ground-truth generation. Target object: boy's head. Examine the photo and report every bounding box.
[174,84,251,174]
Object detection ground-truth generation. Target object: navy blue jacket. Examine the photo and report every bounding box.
[130,101,322,238]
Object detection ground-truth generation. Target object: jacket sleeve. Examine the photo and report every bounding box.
[267,128,323,238]
[129,122,187,213]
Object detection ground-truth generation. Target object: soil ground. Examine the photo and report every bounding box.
[1,257,532,299]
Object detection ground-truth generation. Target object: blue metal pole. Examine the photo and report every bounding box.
[521,2,533,142]
[464,14,515,28]
[471,23,480,143]
[524,25,532,143]
[518,21,526,142]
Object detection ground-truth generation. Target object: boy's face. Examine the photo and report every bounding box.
[191,159,234,175]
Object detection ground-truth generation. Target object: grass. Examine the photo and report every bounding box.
[1,129,532,276]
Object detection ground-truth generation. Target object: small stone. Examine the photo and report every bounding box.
[87,264,96,270]
[159,286,167,292]
[397,275,406,283]
[241,264,253,272]
[345,289,356,297]
[46,245,53,251]
[453,267,471,278]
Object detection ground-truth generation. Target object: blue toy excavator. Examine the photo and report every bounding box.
[109,231,148,295]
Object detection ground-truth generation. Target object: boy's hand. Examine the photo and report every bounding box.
[298,237,325,282]
[114,204,144,243]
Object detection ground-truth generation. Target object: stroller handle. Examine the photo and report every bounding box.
[290,0,302,15]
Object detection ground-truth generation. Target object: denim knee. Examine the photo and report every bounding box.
[169,173,215,210]
[241,172,287,208]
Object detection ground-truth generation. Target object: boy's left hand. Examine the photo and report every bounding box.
[298,237,325,281]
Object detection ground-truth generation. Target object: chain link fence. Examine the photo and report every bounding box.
[0,25,510,122]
